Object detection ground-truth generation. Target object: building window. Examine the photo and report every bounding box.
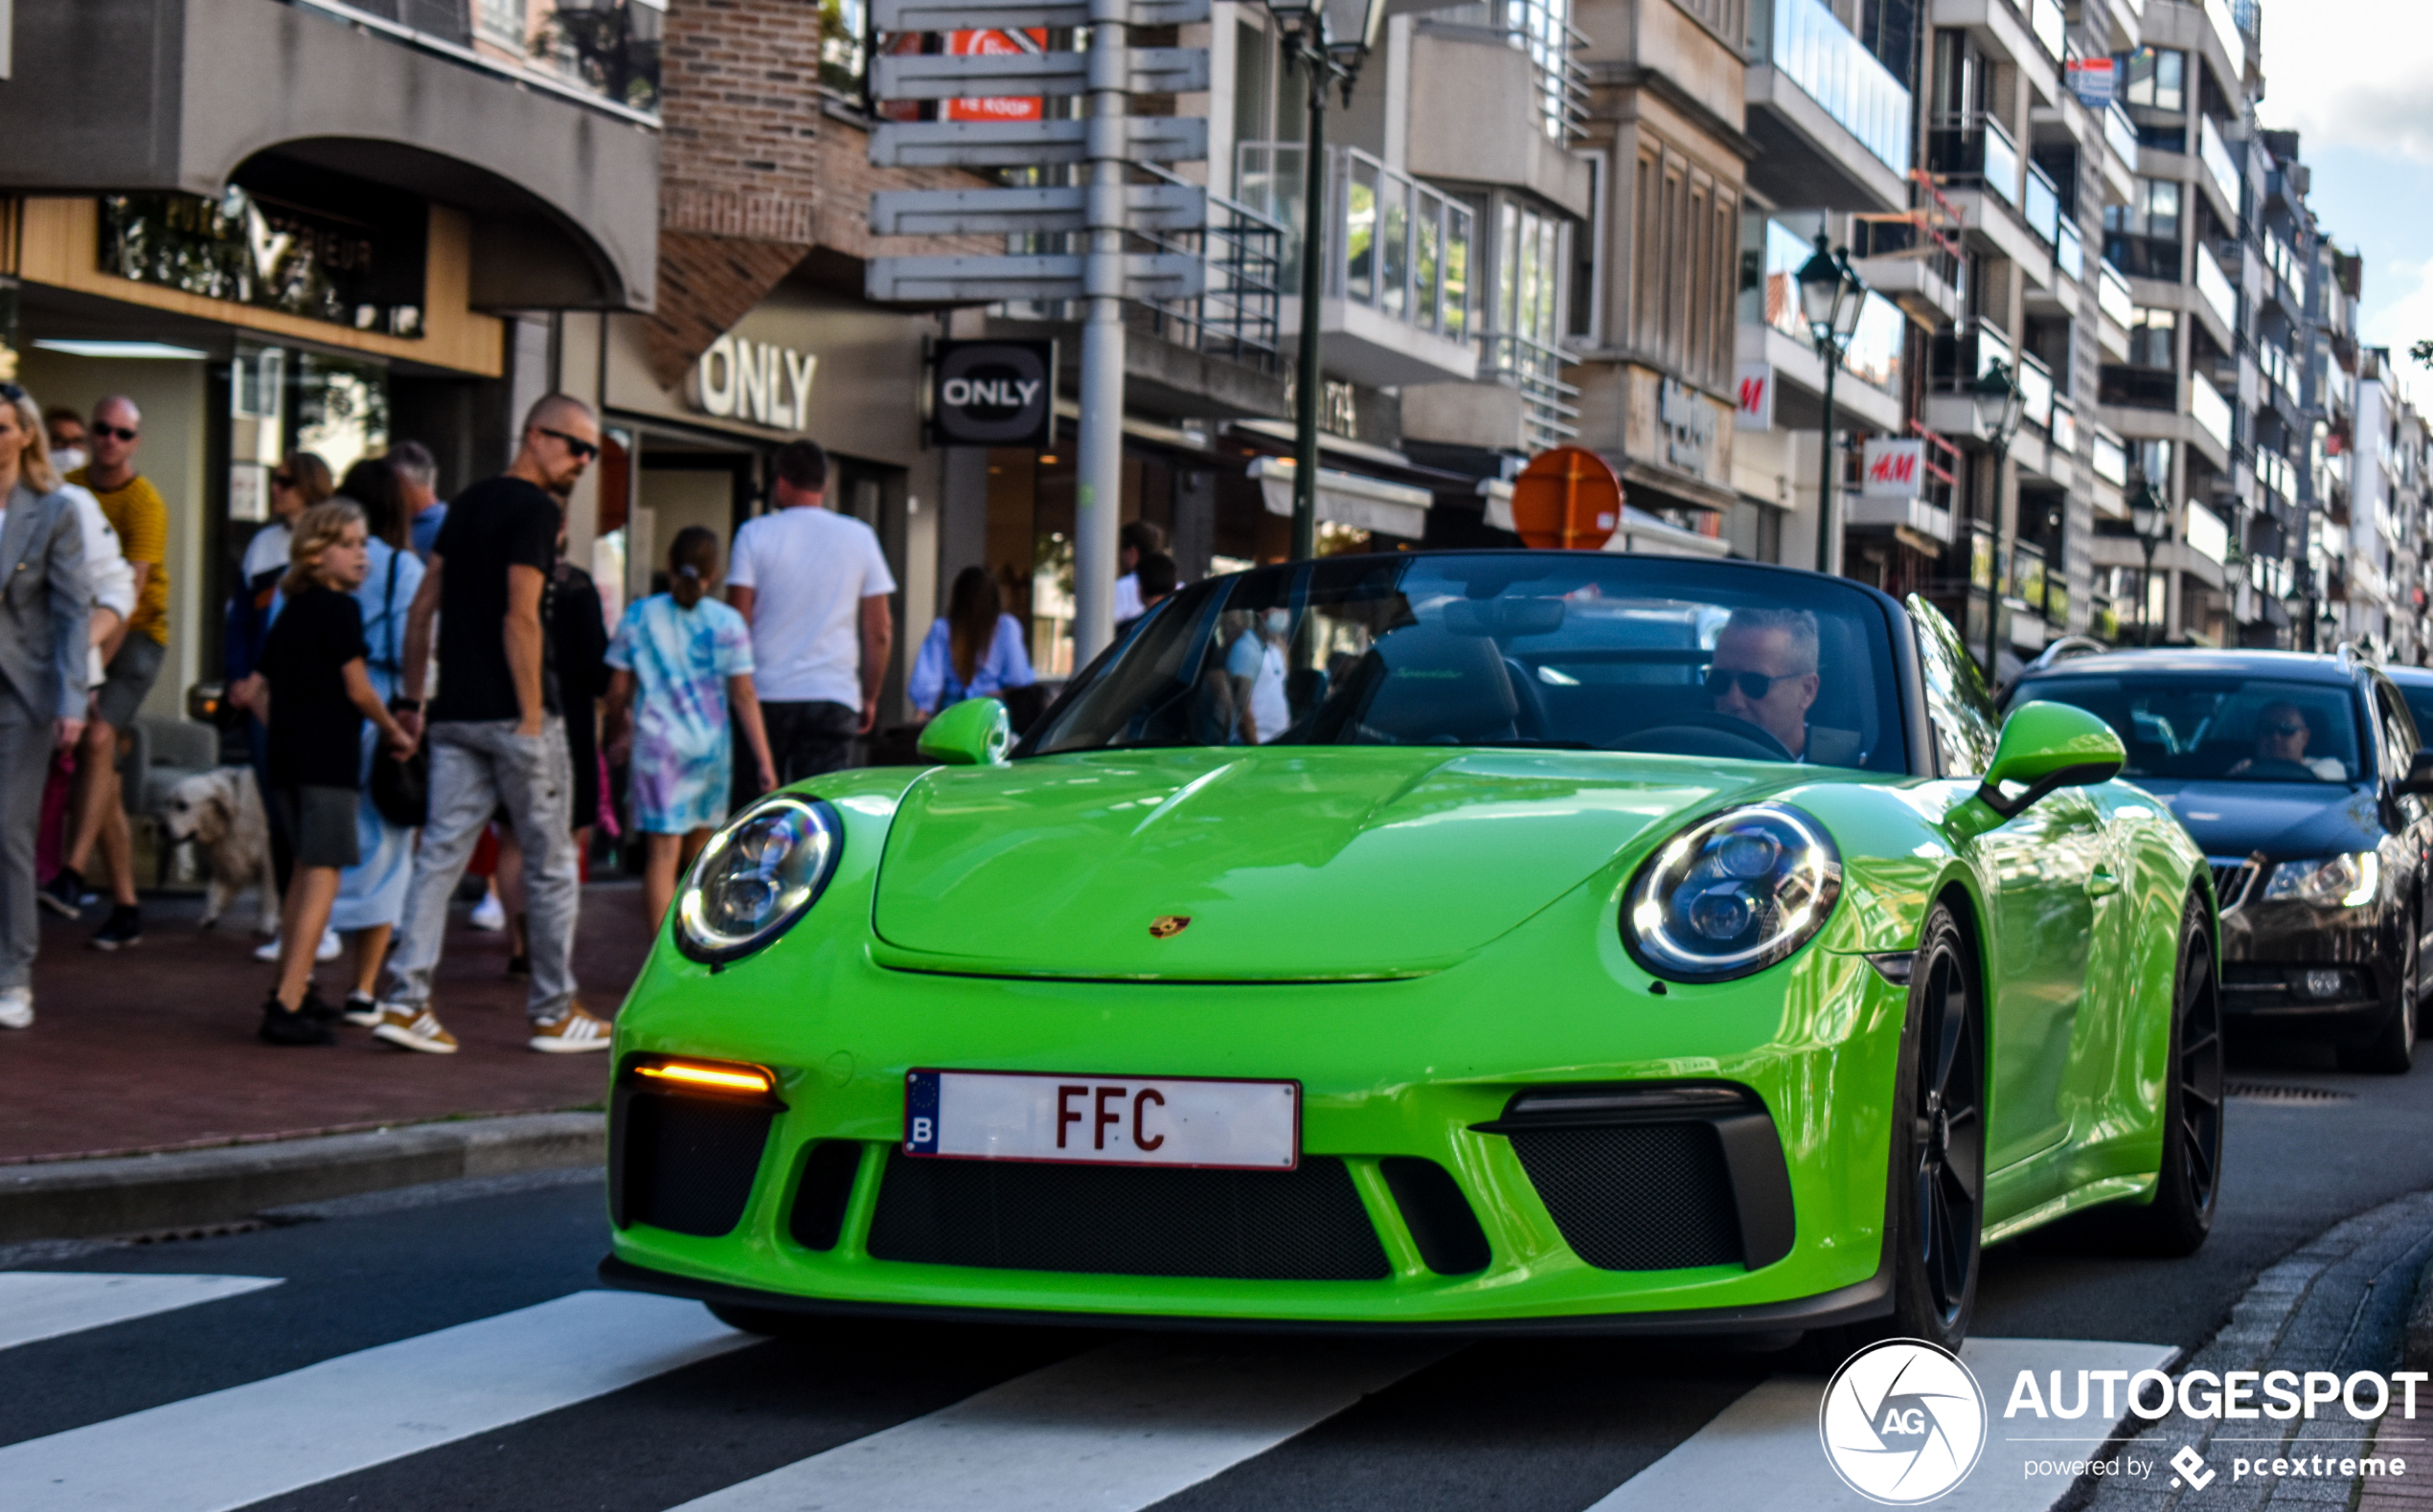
[1630,139,1738,388]
[476,0,527,45]
[1568,154,1603,343]
[2126,307,2176,369]
[2122,47,2186,112]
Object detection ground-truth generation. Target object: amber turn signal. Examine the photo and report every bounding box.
[633,1058,778,1097]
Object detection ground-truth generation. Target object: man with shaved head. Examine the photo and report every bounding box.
[373,393,609,1055]
[47,396,170,948]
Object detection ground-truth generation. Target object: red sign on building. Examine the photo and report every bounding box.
[944,30,1051,122]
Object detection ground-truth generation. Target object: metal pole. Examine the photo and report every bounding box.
[1290,40,1327,564]
[1982,441,2007,679]
[2139,539,2155,647]
[1072,6,1128,664]
[1813,350,1838,575]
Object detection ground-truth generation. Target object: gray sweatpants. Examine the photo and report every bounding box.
[0,717,53,989]
[384,717,579,1022]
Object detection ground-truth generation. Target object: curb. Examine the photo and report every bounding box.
[0,1112,604,1244]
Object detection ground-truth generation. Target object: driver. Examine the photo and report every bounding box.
[2229,700,2345,780]
[1707,608,1821,759]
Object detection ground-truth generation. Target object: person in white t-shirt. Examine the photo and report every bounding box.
[1226,609,1291,744]
[726,440,898,782]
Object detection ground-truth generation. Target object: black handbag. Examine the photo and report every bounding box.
[366,552,428,828]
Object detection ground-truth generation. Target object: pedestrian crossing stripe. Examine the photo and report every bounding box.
[0,1273,282,1353]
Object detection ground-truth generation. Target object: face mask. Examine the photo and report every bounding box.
[52,447,84,473]
[1262,611,1291,637]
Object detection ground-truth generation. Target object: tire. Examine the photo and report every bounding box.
[2339,897,2418,1074]
[2081,892,2224,1255]
[1811,902,1984,1358]
[707,1301,816,1339]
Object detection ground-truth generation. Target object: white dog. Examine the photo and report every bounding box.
[159,768,279,936]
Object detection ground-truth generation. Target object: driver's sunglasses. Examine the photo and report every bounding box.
[538,426,599,462]
[2262,719,2308,736]
[1705,667,1791,700]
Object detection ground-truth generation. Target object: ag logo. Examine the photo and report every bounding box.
[1819,1338,1986,1503]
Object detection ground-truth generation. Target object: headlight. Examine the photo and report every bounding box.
[2262,851,2380,908]
[674,796,845,963]
[1624,803,1842,982]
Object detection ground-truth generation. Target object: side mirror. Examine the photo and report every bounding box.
[2399,750,2433,799]
[1971,701,2126,821]
[916,697,1012,767]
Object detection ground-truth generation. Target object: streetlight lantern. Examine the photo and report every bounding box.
[1796,234,1867,575]
[1265,0,1383,565]
[2127,469,2172,647]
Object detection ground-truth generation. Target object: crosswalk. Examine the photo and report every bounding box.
[0,1270,2174,1512]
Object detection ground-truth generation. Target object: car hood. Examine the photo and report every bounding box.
[2135,779,2385,859]
[870,748,1773,980]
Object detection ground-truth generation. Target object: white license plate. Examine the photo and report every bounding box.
[903,1070,1300,1170]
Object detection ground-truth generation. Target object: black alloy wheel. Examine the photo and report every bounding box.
[1910,910,1985,1337]
[2082,891,2223,1255]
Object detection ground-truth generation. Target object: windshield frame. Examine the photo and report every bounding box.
[1009,551,1933,776]
[2013,668,2378,787]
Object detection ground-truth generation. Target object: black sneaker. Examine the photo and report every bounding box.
[37,869,84,920]
[259,1000,334,1047]
[341,991,384,1027]
[505,953,530,979]
[88,905,141,951]
[300,987,345,1025]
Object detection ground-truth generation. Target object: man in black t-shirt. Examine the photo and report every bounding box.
[372,394,610,1055]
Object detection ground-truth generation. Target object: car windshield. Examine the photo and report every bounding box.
[1023,553,1908,772]
[2019,675,2368,783]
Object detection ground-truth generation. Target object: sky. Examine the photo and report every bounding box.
[2255,0,2433,374]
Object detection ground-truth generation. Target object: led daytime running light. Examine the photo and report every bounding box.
[634,1059,777,1096]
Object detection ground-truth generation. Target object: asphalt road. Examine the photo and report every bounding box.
[3,1037,2429,1512]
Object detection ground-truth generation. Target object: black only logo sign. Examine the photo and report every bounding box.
[932,340,1056,448]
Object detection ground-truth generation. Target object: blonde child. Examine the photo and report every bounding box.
[605,528,777,931]
[236,501,416,1046]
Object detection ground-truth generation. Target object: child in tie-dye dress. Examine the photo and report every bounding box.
[604,528,778,930]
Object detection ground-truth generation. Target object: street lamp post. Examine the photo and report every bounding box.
[1970,358,2026,681]
[1263,0,1385,562]
[2127,471,2171,647]
[1795,236,1868,575]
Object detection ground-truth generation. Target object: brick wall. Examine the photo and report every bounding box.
[648,0,996,387]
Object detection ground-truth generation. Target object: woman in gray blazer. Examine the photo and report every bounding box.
[0,384,89,1028]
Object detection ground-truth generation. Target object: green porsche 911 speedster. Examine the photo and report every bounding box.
[600,550,2219,1348]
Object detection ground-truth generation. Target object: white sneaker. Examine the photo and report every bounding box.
[0,986,30,1029]
[469,892,507,932]
[255,929,341,964]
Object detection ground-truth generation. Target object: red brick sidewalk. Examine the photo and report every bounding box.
[0,884,654,1162]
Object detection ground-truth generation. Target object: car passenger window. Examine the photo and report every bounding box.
[1905,596,1997,777]
[2376,683,2417,778]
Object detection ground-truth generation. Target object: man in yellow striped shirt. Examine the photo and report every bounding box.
[47,396,169,950]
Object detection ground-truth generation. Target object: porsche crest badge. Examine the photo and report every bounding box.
[1148,915,1192,938]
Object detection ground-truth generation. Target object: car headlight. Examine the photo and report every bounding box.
[674,796,845,963]
[1624,803,1842,982]
[2262,851,2380,908]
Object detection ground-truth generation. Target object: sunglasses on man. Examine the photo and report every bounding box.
[538,426,599,462]
[1705,666,1800,700]
[2261,719,2308,737]
[91,424,138,442]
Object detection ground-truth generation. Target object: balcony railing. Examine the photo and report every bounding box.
[1756,219,1901,395]
[1751,0,1913,175]
[2100,366,2177,409]
[2099,260,2135,327]
[2104,102,2140,170]
[2057,217,2085,282]
[2197,115,2242,214]
[2103,233,2180,282]
[300,0,663,117]
[2023,162,2060,246]
[1426,0,1590,142]
[2051,395,2080,457]
[1927,117,2021,205]
[1479,332,1581,450]
[1235,143,1475,344]
[2192,372,2235,452]
[2019,352,2055,431]
[2094,423,2129,485]
[2030,0,2066,60]
[2195,242,2239,335]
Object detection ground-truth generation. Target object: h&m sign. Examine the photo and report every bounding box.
[690,334,818,429]
[1862,438,1925,499]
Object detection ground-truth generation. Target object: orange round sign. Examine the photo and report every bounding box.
[1509,446,1623,552]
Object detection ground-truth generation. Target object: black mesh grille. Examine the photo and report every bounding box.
[867,1152,1390,1280]
[1511,1123,1743,1271]
[620,1095,774,1238]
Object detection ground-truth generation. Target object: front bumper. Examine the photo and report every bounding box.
[2219,895,2404,1043]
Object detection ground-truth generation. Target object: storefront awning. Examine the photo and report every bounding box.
[1249,457,1435,539]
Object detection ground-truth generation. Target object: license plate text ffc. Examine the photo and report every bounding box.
[902,1070,1300,1170]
